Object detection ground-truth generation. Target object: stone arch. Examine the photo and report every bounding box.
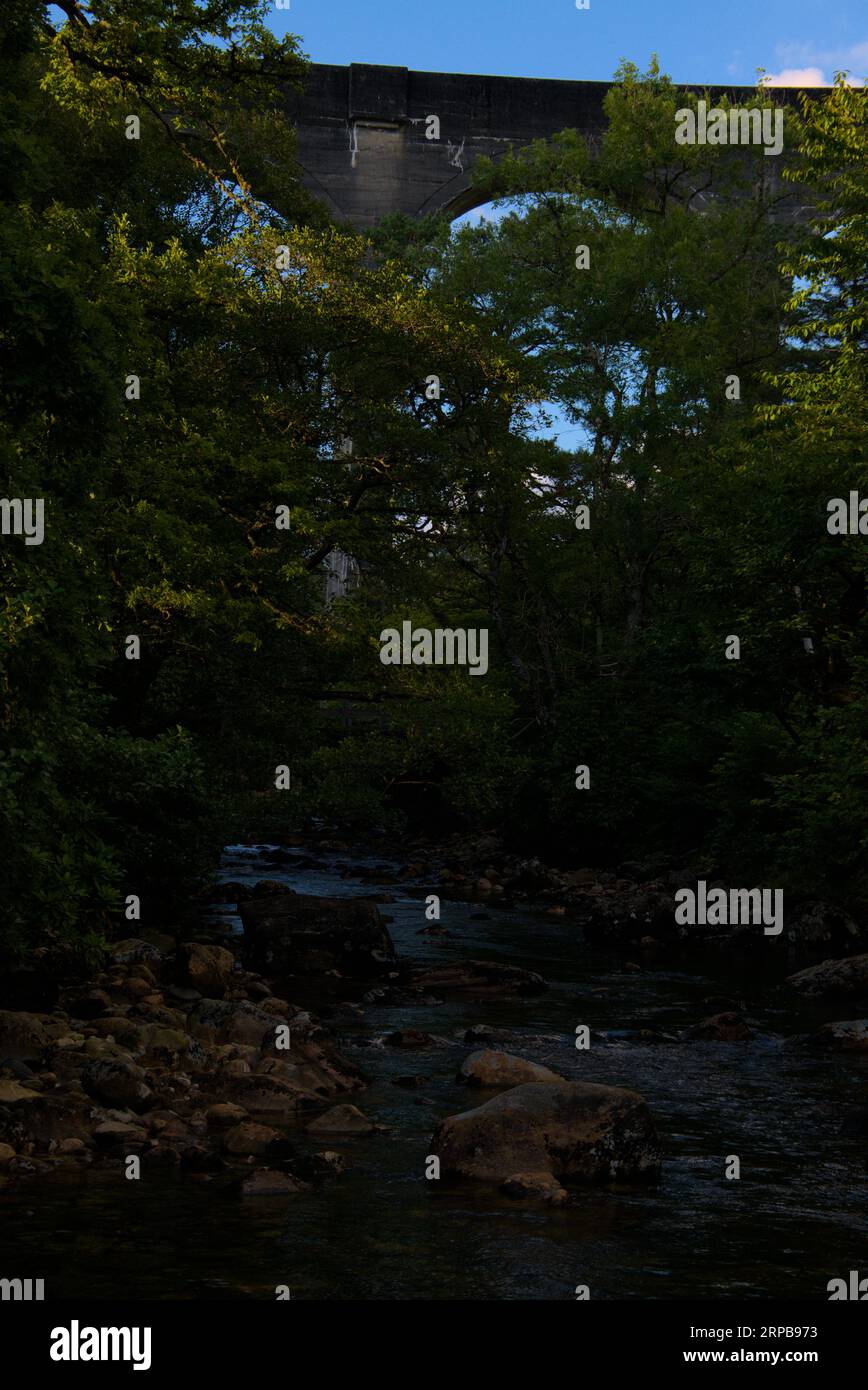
[286,63,808,233]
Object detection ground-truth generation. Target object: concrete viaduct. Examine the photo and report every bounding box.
[285,63,808,231]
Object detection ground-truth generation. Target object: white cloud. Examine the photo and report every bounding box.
[762,66,829,87]
[762,40,867,87]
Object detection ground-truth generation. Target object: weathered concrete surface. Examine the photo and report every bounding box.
[286,64,811,230]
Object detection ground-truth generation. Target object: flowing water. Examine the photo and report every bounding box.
[4,844,868,1300]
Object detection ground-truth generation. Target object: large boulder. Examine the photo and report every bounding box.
[0,1080,40,1102]
[81,1057,152,1111]
[407,960,547,997]
[109,939,164,973]
[187,999,285,1049]
[93,1121,148,1150]
[787,954,868,999]
[0,1011,49,1065]
[205,1102,249,1130]
[0,1094,94,1152]
[239,893,395,978]
[578,889,676,944]
[222,1122,286,1157]
[136,1024,202,1066]
[783,901,865,951]
[458,1050,565,1088]
[177,943,235,997]
[430,1081,661,1185]
[812,1020,868,1052]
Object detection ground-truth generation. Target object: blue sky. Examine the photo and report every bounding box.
[268,0,865,450]
[42,3,863,453]
[271,0,867,88]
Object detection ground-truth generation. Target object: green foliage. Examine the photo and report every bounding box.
[763,76,868,450]
[2,13,867,967]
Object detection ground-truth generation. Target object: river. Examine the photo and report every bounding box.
[4,841,868,1300]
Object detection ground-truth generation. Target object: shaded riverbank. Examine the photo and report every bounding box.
[3,840,868,1300]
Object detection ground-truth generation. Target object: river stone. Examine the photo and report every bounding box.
[783,901,865,950]
[0,1059,35,1080]
[109,939,164,972]
[177,943,236,997]
[205,1102,249,1130]
[683,1012,752,1042]
[385,1030,436,1049]
[431,1081,661,1184]
[408,960,547,997]
[813,1020,868,1052]
[131,1004,186,1031]
[259,1032,364,1098]
[58,1137,87,1155]
[81,1058,152,1111]
[252,880,297,897]
[82,1036,131,1061]
[179,1144,226,1173]
[463,1025,546,1046]
[87,1017,143,1048]
[239,893,396,978]
[212,1073,329,1115]
[213,881,252,902]
[305,1104,374,1134]
[458,1050,566,1087]
[501,1171,569,1204]
[312,1150,348,1175]
[222,1122,283,1156]
[241,1168,312,1197]
[578,889,677,944]
[63,989,112,1020]
[93,1120,148,1147]
[187,999,285,1048]
[0,1010,49,1064]
[0,1094,94,1151]
[787,954,868,999]
[0,1080,41,1103]
[258,997,291,1018]
[136,1025,200,1065]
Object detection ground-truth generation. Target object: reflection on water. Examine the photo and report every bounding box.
[3,844,868,1300]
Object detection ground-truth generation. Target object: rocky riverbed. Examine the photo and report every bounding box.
[2,834,868,1299]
